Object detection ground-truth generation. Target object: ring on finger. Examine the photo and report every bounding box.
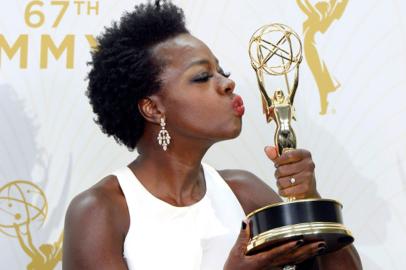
[290,177,296,185]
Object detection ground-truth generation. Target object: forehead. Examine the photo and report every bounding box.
[152,34,216,70]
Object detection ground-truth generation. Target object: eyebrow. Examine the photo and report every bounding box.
[186,58,220,70]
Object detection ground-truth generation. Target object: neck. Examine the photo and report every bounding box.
[130,135,213,206]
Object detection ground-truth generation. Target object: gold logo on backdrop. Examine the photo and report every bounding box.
[0,180,63,270]
[296,0,349,114]
[0,0,99,69]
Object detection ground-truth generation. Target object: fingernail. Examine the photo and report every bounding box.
[317,243,327,255]
[317,246,326,255]
[241,221,247,230]
[295,239,304,247]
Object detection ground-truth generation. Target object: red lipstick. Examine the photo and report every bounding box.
[232,95,245,117]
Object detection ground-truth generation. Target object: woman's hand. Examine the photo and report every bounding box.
[224,221,326,270]
[264,146,319,199]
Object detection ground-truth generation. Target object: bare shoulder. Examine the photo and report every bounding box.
[63,175,129,269]
[218,169,282,215]
[65,175,129,233]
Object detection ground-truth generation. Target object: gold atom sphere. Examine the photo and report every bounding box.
[0,180,47,235]
[249,23,303,76]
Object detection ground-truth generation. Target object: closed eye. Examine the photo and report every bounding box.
[192,72,214,83]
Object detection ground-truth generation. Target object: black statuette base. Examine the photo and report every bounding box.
[246,199,354,255]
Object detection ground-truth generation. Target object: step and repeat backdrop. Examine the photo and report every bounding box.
[1,0,405,269]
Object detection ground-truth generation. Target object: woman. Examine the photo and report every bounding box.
[62,1,362,269]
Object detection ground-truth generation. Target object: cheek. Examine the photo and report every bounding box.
[165,89,213,119]
[168,98,215,130]
[166,96,242,139]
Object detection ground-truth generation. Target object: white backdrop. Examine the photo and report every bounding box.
[1,0,405,269]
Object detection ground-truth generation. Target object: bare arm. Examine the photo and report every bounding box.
[62,177,129,270]
[219,169,282,214]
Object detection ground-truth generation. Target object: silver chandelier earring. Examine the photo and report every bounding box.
[157,117,171,151]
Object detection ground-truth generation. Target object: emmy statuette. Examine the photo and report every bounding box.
[246,23,354,258]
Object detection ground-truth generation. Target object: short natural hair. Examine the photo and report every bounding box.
[87,0,188,149]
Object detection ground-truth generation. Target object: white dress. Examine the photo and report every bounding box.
[112,163,246,270]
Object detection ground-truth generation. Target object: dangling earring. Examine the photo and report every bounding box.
[157,117,171,151]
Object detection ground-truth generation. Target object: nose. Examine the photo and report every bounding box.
[218,76,235,95]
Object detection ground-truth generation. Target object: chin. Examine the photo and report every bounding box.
[232,124,243,138]
[207,118,243,142]
[222,120,243,140]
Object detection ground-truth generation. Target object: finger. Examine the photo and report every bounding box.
[274,149,311,167]
[277,170,312,189]
[289,241,327,264]
[278,184,307,199]
[277,175,301,190]
[254,240,299,266]
[274,160,307,179]
[232,220,251,255]
[264,146,278,163]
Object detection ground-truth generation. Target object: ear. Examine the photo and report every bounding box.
[138,96,164,124]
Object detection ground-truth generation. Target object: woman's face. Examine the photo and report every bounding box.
[151,33,244,145]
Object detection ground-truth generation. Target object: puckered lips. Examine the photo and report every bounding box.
[231,95,245,117]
